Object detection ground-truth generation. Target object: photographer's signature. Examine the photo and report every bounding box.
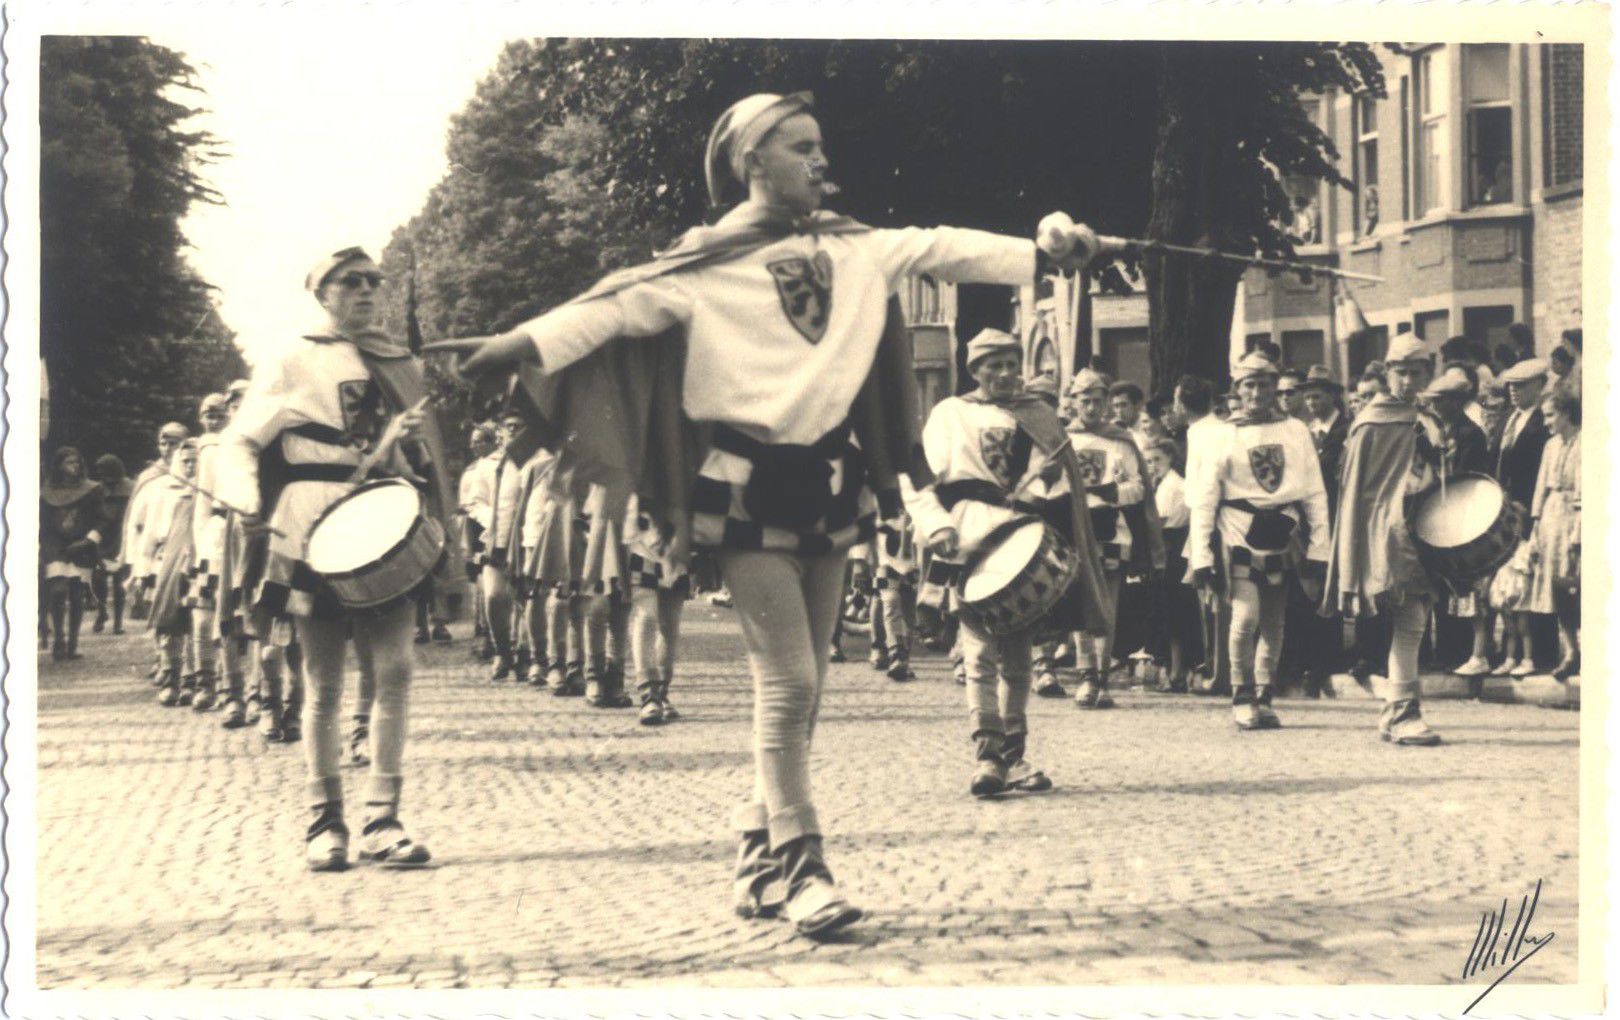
[1462,878,1556,1014]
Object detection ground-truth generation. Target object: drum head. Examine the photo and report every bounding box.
[962,520,1046,602]
[1414,476,1503,549]
[306,481,421,573]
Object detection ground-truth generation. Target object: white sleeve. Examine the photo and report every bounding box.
[1186,435,1223,572]
[864,227,1036,292]
[902,406,957,543]
[215,357,295,518]
[515,278,694,375]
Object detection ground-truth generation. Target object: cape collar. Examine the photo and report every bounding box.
[42,478,97,508]
[303,327,411,360]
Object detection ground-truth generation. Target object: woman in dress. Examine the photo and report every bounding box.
[430,91,1104,936]
[1526,386,1581,679]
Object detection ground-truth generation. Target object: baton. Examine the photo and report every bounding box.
[1095,234,1386,283]
[158,464,287,539]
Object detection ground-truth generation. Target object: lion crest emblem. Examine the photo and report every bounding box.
[767,252,835,343]
[1248,443,1286,493]
[1074,449,1107,487]
[980,427,1018,490]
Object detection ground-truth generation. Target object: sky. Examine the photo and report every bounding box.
[148,19,517,364]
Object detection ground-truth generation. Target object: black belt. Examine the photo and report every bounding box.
[282,463,357,485]
[711,421,852,462]
[936,479,1059,520]
[1220,498,1291,515]
[286,422,354,447]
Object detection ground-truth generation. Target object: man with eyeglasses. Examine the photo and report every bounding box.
[1275,370,1306,421]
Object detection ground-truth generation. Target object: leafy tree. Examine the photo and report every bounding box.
[1144,42,1383,391]
[40,36,243,468]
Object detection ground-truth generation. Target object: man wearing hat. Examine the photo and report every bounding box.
[1187,352,1329,729]
[905,329,1112,796]
[1322,335,1447,744]
[215,244,444,871]
[1065,367,1165,709]
[1492,356,1552,674]
[1289,364,1350,696]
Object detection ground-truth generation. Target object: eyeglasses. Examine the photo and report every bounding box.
[334,271,384,290]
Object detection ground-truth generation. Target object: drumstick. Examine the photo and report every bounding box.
[157,465,287,538]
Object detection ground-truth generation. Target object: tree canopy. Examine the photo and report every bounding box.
[377,38,1382,426]
[40,36,244,469]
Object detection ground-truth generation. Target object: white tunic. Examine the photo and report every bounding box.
[904,396,1058,562]
[1186,415,1330,572]
[515,205,1034,448]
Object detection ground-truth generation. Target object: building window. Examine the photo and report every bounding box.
[1354,94,1380,234]
[1543,43,1583,187]
[1349,325,1389,379]
[1281,329,1325,370]
[1098,327,1150,389]
[1465,44,1513,206]
[1415,309,1451,343]
[1463,305,1516,352]
[1032,338,1059,379]
[1285,177,1321,244]
[1415,49,1449,214]
[913,275,941,323]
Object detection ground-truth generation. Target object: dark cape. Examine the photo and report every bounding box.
[498,206,933,570]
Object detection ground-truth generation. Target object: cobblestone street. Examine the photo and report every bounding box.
[31,606,1579,990]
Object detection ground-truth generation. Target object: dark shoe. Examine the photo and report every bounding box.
[260,702,284,742]
[191,675,219,713]
[156,670,182,708]
[1552,656,1580,681]
[1379,698,1442,746]
[306,804,349,873]
[280,711,303,744]
[1073,671,1102,710]
[552,666,585,697]
[828,645,846,664]
[490,656,512,682]
[525,662,548,687]
[431,623,452,644]
[733,824,787,919]
[358,817,432,868]
[414,628,431,645]
[176,673,197,708]
[93,614,107,634]
[639,693,666,726]
[970,730,1008,797]
[1033,670,1067,698]
[220,698,249,729]
[776,835,861,938]
[868,646,890,672]
[886,658,915,683]
[1000,732,1053,792]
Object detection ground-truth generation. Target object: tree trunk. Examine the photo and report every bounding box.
[1144,44,1250,399]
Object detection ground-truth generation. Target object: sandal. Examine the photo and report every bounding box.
[358,818,433,869]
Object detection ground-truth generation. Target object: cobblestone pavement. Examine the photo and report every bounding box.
[32,607,1579,990]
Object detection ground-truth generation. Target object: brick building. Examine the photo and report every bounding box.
[1243,42,1585,379]
[1009,42,1585,391]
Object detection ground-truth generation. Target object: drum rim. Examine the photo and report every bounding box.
[954,514,1045,597]
[304,478,442,583]
[319,516,448,608]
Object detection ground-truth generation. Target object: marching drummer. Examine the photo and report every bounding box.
[1064,367,1164,710]
[1187,352,1329,731]
[1322,334,1446,746]
[905,329,1111,796]
[428,90,1110,936]
[216,246,438,872]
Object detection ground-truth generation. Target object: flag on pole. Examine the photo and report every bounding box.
[1333,285,1369,341]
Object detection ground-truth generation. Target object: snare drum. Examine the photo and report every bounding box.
[955,517,1080,638]
[305,479,446,609]
[1410,473,1525,587]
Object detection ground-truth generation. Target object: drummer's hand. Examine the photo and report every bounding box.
[421,331,536,379]
[396,408,426,440]
[927,527,960,558]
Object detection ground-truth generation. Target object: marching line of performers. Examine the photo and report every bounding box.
[38,88,1581,945]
